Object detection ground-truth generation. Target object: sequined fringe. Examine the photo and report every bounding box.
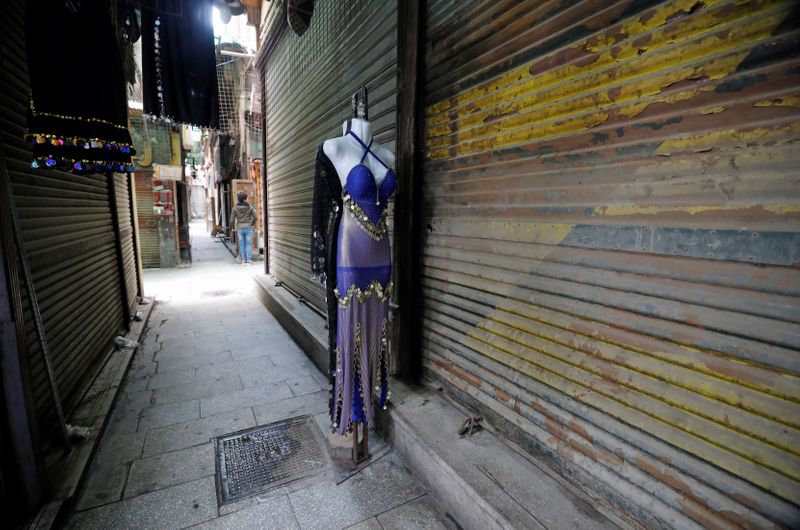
[374,318,390,410]
[334,281,393,308]
[332,346,344,432]
[353,322,369,423]
[343,194,388,241]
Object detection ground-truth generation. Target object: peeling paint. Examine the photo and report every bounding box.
[421,0,800,525]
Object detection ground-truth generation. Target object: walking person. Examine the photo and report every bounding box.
[231,191,257,265]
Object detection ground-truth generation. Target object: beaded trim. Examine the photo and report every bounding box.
[334,281,393,308]
[332,346,344,432]
[29,98,129,131]
[31,156,134,173]
[343,194,388,241]
[353,322,368,423]
[373,318,391,410]
[153,17,168,119]
[26,133,134,152]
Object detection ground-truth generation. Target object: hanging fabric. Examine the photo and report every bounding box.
[141,0,220,129]
[24,0,135,173]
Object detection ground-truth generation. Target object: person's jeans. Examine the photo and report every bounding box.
[237,226,254,262]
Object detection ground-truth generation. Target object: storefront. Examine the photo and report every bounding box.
[258,0,398,311]
[417,0,800,527]
[254,0,800,526]
[0,0,140,520]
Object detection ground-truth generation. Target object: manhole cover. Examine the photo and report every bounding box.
[201,289,233,298]
[214,416,329,505]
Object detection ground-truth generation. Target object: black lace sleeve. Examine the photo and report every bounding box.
[311,145,343,418]
[311,145,340,284]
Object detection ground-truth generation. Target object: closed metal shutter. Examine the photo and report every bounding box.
[135,171,160,268]
[264,0,398,312]
[0,0,127,438]
[114,173,138,311]
[420,1,800,527]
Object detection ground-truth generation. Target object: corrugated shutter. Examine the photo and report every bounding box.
[114,173,138,312]
[264,0,398,312]
[420,1,800,527]
[135,171,160,268]
[0,0,127,438]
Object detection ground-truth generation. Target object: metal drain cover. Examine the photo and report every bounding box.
[214,416,329,505]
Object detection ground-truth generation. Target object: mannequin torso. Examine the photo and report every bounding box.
[322,118,395,189]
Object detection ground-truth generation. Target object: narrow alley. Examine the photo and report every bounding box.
[65,221,452,530]
[3,1,799,528]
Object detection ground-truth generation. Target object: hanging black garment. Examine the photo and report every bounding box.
[311,145,343,417]
[141,0,219,128]
[24,0,135,173]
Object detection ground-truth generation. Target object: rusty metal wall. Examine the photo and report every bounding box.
[264,0,398,312]
[0,0,127,439]
[114,173,138,312]
[420,0,800,527]
[135,171,160,268]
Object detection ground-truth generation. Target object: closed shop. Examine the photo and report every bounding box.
[262,0,398,312]
[0,0,132,440]
[419,1,800,527]
[135,170,160,268]
[114,173,139,312]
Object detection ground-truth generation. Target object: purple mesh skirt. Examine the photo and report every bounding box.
[331,198,392,435]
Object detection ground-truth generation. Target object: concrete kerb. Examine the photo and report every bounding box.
[253,274,517,529]
[36,297,155,530]
[253,273,633,530]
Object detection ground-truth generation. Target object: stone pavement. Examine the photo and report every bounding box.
[64,220,452,530]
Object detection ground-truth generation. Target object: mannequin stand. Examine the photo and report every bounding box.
[351,423,369,464]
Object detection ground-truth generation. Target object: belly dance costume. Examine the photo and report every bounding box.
[311,132,397,435]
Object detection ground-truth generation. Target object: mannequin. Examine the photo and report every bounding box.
[311,86,397,464]
[323,117,395,190]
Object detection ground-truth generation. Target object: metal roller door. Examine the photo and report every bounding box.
[420,0,800,527]
[0,0,128,440]
[263,0,398,312]
[135,171,160,268]
[114,172,139,312]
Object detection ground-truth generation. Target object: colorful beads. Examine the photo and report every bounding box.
[31,156,136,174]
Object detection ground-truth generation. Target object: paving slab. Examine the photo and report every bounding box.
[195,357,274,380]
[74,461,129,511]
[289,453,426,530]
[157,350,234,373]
[151,374,243,405]
[191,494,299,529]
[125,443,215,498]
[104,405,140,436]
[119,389,154,410]
[377,495,451,530]
[287,375,327,397]
[142,407,256,457]
[199,381,293,417]
[138,399,200,431]
[95,431,146,465]
[239,366,291,388]
[68,476,217,530]
[125,367,197,393]
[253,390,328,426]
[346,517,383,530]
[228,345,273,361]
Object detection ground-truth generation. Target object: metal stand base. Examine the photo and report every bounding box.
[351,423,370,464]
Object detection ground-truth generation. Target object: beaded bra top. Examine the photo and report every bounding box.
[342,131,397,241]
